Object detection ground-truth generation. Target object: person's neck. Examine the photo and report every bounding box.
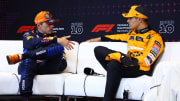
[137,22,148,30]
[135,23,151,34]
[37,29,44,34]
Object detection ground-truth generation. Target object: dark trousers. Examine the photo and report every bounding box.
[94,46,151,101]
[18,44,66,100]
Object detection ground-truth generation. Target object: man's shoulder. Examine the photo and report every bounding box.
[148,30,162,36]
[148,30,164,42]
[23,30,34,38]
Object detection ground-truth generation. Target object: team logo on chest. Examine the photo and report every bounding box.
[129,36,144,42]
[136,36,144,42]
[129,36,134,40]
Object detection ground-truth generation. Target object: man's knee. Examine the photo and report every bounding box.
[94,46,104,54]
[18,58,37,74]
[94,46,111,59]
[107,60,122,72]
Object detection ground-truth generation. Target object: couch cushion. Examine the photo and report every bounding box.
[65,74,151,100]
[0,72,72,95]
[32,73,71,95]
[0,72,19,95]
[64,74,87,96]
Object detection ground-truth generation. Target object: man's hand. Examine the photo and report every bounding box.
[57,35,75,50]
[121,54,138,67]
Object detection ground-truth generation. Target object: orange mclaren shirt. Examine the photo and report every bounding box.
[102,28,164,71]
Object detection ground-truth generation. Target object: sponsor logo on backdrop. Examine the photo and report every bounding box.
[117,24,130,33]
[71,22,83,34]
[53,27,64,33]
[17,26,35,33]
[91,24,115,32]
[159,20,174,34]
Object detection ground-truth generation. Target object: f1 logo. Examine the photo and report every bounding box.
[17,26,35,33]
[91,24,115,32]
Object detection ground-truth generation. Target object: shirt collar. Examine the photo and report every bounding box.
[34,29,45,37]
[135,26,151,34]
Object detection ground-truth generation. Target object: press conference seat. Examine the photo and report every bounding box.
[0,40,79,96]
[64,42,180,100]
[64,42,152,100]
[1,40,180,101]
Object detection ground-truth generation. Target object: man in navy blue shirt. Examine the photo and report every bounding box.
[7,11,74,101]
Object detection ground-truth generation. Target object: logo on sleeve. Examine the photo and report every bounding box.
[153,44,160,51]
[147,56,153,64]
[144,58,150,66]
[155,40,161,48]
[151,47,159,54]
[148,53,155,61]
[150,50,157,57]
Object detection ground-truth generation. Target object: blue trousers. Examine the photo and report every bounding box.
[18,43,66,98]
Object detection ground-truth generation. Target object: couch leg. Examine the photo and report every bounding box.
[123,90,129,101]
[58,96,62,101]
[66,96,78,101]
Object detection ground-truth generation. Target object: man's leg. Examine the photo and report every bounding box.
[38,55,67,74]
[7,43,64,64]
[94,46,116,70]
[103,61,148,101]
[19,58,38,101]
[24,43,64,60]
[94,46,149,101]
[94,46,121,101]
[103,60,122,101]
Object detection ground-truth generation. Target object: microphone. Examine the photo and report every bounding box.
[84,67,105,76]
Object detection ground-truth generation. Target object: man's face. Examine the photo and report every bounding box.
[38,22,54,34]
[127,17,141,30]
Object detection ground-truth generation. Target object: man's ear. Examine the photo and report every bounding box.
[139,18,143,22]
[36,23,41,27]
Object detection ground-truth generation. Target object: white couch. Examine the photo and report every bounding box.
[65,42,151,100]
[64,42,180,100]
[0,40,79,96]
[0,40,180,101]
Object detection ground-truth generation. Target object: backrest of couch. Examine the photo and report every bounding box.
[77,42,127,74]
[158,42,180,62]
[151,42,180,85]
[0,40,23,73]
[77,42,180,75]
[63,41,79,73]
[0,40,79,74]
[1,41,179,74]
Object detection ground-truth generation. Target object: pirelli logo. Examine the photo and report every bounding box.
[91,24,115,32]
[17,26,35,33]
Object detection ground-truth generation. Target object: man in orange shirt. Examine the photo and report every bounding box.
[87,5,164,101]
